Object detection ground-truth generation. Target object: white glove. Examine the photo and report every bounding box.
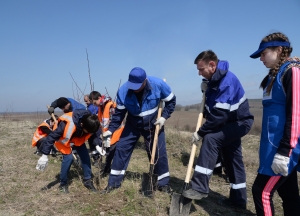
[191,131,201,144]
[103,137,110,148]
[96,145,106,156]
[201,80,209,92]
[102,130,112,138]
[36,154,48,171]
[271,153,290,176]
[154,117,166,129]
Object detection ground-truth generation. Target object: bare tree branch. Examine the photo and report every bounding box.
[69,71,84,98]
[86,48,93,92]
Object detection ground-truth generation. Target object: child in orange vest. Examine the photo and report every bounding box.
[89,91,124,176]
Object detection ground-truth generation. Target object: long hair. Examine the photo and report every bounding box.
[259,32,293,94]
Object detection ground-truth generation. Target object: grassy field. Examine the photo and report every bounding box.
[0,103,297,216]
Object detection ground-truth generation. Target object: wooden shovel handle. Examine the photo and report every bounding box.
[46,105,58,124]
[150,100,163,165]
[184,92,206,183]
[150,78,166,165]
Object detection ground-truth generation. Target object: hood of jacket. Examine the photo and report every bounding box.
[208,60,229,89]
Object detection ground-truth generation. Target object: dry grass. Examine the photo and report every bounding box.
[0,112,298,216]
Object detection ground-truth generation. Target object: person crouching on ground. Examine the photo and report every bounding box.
[35,110,101,193]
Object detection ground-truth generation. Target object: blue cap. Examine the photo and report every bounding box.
[250,41,290,59]
[127,67,147,90]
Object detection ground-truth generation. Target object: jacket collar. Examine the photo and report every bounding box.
[208,60,228,90]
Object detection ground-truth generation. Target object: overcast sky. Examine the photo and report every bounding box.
[1,0,300,112]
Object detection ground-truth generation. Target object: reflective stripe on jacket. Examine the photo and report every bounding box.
[54,112,91,154]
[98,101,124,145]
[31,120,57,147]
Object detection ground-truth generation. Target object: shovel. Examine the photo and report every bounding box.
[141,97,164,197]
[169,92,206,216]
[141,100,163,197]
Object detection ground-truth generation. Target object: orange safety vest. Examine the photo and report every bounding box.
[54,112,92,154]
[32,120,57,147]
[98,101,124,145]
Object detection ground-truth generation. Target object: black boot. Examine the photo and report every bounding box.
[58,184,69,193]
[100,185,118,194]
[83,179,97,192]
[157,184,173,195]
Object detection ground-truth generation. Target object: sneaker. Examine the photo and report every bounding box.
[83,179,97,192]
[217,198,246,210]
[157,184,173,195]
[182,189,208,200]
[100,185,118,194]
[58,184,69,193]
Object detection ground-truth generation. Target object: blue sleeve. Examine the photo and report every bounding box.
[108,93,127,133]
[67,98,86,110]
[198,85,231,137]
[108,107,127,133]
[162,95,176,119]
[160,81,176,119]
[197,108,229,137]
[87,104,98,115]
[50,99,59,109]
[40,121,66,155]
[89,128,102,147]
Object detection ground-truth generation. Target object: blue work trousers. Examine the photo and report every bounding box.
[108,124,170,188]
[191,119,253,205]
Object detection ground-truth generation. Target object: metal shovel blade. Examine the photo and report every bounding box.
[141,172,158,197]
[169,192,192,216]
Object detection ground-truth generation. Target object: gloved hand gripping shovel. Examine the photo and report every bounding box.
[141,99,164,197]
[169,92,206,216]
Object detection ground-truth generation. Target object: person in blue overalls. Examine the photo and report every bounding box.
[100,67,176,194]
[182,50,254,210]
[250,32,300,216]
[47,97,86,114]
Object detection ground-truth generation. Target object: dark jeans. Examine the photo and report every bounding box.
[60,144,92,185]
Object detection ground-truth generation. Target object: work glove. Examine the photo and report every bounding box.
[154,117,166,130]
[96,145,106,156]
[102,130,112,147]
[271,153,290,176]
[191,131,201,144]
[201,80,209,92]
[103,137,111,148]
[36,154,48,171]
[48,106,55,115]
[102,130,112,138]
